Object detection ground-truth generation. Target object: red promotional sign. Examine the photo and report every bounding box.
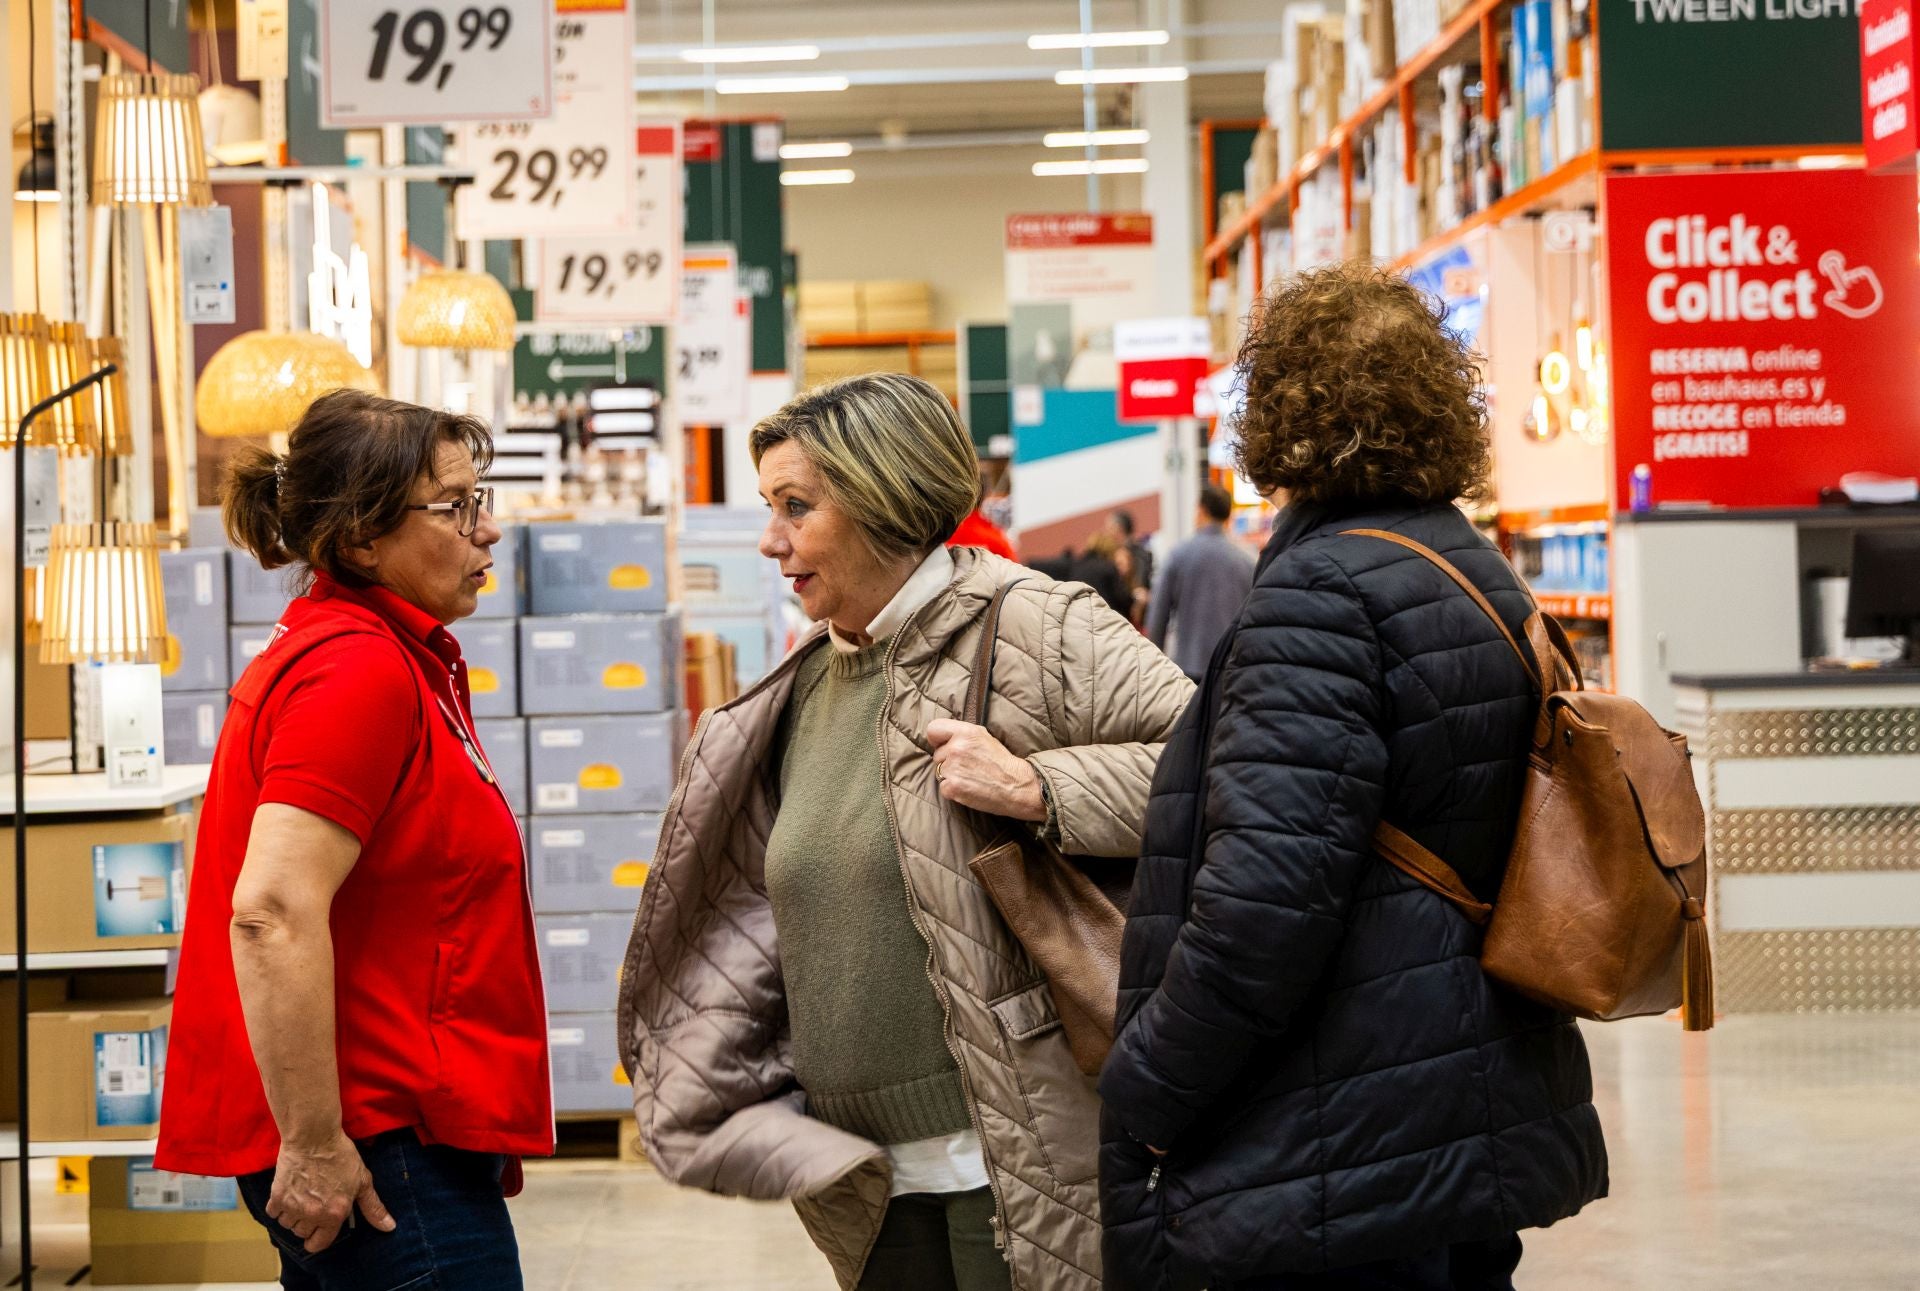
[1606,168,1920,509]
[1115,318,1210,422]
[1862,0,1919,171]
[1005,213,1155,249]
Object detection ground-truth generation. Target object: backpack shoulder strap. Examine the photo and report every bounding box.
[961,578,1029,728]
[1341,528,1540,688]
[1375,821,1493,925]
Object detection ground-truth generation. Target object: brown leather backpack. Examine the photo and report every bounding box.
[1349,530,1716,1032]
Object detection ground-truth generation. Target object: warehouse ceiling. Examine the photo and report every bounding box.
[633,0,1273,145]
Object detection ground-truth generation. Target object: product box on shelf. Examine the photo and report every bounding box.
[678,539,778,614]
[160,691,226,766]
[519,612,683,716]
[472,523,523,618]
[226,554,298,626]
[228,624,276,682]
[548,1012,632,1113]
[158,549,229,693]
[527,713,679,815]
[27,997,171,1141]
[685,611,777,691]
[452,619,520,719]
[2,812,192,955]
[88,1157,280,1285]
[530,814,661,914]
[473,717,529,817]
[525,520,669,615]
[535,913,631,1013]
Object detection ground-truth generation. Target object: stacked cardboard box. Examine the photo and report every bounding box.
[159,549,231,766]
[89,1157,279,1284]
[28,996,172,1142]
[1,813,191,955]
[798,280,935,336]
[681,508,785,694]
[514,520,684,1113]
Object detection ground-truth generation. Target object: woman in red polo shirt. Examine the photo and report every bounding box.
[157,391,550,1290]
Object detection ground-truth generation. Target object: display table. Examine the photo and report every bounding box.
[1672,671,1920,1013]
[0,766,211,817]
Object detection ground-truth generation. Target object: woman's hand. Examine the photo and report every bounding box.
[926,719,1047,822]
[267,1130,395,1253]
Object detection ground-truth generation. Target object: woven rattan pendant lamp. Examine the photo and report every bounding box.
[0,313,53,448]
[397,269,517,352]
[93,71,212,207]
[38,521,168,664]
[196,330,378,438]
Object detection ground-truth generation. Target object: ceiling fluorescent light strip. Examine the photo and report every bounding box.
[715,75,849,95]
[679,45,820,63]
[1043,129,1151,148]
[1054,67,1188,85]
[780,141,855,159]
[780,169,856,186]
[1029,30,1170,50]
[1033,158,1149,176]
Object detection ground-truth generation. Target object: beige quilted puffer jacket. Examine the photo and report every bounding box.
[617,547,1195,1289]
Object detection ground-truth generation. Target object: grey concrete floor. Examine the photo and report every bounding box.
[7,1011,1915,1287]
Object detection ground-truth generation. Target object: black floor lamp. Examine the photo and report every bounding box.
[11,362,117,1290]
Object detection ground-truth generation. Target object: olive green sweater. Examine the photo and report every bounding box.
[764,641,971,1145]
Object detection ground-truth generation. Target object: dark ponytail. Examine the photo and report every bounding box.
[219,389,494,595]
[221,443,297,572]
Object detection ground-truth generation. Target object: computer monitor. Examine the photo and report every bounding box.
[1844,528,1920,666]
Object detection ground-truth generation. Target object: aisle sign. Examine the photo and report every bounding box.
[536,122,684,324]
[1605,168,1920,508]
[1597,0,1863,150]
[456,0,634,238]
[675,246,751,426]
[510,292,668,402]
[319,0,553,126]
[1862,0,1920,170]
[1115,318,1210,423]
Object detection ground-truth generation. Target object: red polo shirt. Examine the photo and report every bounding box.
[157,575,552,1178]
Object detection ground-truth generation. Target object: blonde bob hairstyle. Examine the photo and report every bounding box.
[748,372,979,562]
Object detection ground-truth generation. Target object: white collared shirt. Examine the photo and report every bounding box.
[821,544,987,1196]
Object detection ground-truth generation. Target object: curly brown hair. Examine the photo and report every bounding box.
[1232,261,1491,507]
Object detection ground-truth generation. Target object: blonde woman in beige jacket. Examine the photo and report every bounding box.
[617,373,1195,1291]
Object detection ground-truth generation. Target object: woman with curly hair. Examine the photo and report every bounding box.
[1098,263,1608,1291]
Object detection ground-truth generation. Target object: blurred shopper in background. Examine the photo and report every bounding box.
[1146,483,1257,680]
[159,393,549,1290]
[1100,264,1608,1291]
[1075,529,1137,621]
[619,373,1193,1291]
[947,470,1018,560]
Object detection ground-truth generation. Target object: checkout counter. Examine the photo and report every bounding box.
[1616,505,1920,1013]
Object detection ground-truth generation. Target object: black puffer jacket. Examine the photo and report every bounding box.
[1098,501,1608,1291]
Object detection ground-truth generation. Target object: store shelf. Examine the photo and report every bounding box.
[1536,593,1612,621]
[1498,503,1611,532]
[0,1127,159,1160]
[805,330,955,348]
[0,767,210,817]
[1204,0,1511,261]
[0,949,173,972]
[1386,152,1601,272]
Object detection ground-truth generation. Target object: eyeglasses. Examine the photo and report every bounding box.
[406,486,495,537]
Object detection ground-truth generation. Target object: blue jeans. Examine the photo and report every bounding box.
[236,1129,522,1291]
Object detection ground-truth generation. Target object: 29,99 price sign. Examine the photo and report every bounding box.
[319,0,552,126]
[536,122,683,324]
[455,0,633,238]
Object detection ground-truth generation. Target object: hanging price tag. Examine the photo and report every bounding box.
[455,0,633,238]
[675,246,751,427]
[536,121,683,323]
[318,0,553,126]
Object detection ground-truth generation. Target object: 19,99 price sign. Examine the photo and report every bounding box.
[319,0,552,126]
[536,121,683,324]
[455,0,633,238]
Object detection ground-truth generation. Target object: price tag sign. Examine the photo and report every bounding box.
[455,0,633,238]
[676,245,751,427]
[319,0,553,126]
[536,121,683,323]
